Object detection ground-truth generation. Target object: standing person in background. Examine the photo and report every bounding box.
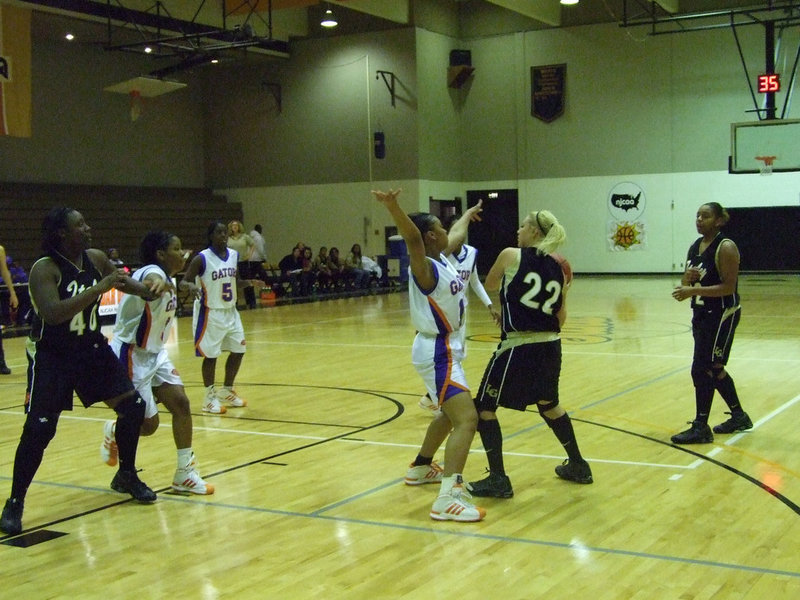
[101,230,214,495]
[227,220,256,309]
[419,237,499,415]
[372,187,486,523]
[1,208,157,536]
[0,243,19,374]
[468,210,592,499]
[249,224,268,287]
[180,221,261,414]
[670,202,751,444]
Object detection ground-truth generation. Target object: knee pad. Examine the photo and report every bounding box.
[21,411,60,447]
[477,415,497,433]
[537,399,560,426]
[691,362,713,389]
[115,392,146,422]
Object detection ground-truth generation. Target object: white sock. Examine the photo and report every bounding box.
[439,474,462,496]
[177,448,194,470]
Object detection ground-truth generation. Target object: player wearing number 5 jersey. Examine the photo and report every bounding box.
[180,220,260,414]
[467,210,592,500]
[670,202,751,444]
[1,208,157,536]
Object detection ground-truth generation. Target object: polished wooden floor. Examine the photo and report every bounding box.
[1,275,799,599]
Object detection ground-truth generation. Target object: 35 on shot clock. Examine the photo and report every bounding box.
[757,73,780,93]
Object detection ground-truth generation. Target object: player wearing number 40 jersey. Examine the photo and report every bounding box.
[179,220,262,415]
[467,210,592,501]
[1,208,158,536]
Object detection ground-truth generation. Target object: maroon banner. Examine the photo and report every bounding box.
[531,63,566,123]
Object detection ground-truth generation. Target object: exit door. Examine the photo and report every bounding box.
[466,188,519,276]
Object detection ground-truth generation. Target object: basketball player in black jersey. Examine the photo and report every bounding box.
[1,207,165,536]
[468,210,592,499]
[670,202,752,444]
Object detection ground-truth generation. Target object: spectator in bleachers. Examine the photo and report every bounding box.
[279,246,304,297]
[300,247,317,297]
[345,243,371,291]
[0,243,19,374]
[327,247,345,291]
[313,246,334,293]
[227,221,257,309]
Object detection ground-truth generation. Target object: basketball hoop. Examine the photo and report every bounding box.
[755,155,777,176]
[129,89,143,122]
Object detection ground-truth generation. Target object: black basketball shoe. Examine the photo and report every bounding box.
[713,412,753,434]
[111,470,157,504]
[671,420,713,444]
[466,471,514,498]
[1,498,24,535]
[555,459,593,484]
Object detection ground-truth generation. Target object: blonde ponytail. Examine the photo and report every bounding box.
[530,210,566,255]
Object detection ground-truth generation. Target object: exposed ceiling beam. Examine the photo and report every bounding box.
[485,0,561,27]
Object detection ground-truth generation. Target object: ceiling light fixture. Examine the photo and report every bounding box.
[560,0,579,5]
[65,33,74,41]
[321,6,338,28]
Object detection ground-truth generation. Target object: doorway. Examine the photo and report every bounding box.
[466,188,519,276]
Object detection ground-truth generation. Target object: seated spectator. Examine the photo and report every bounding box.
[279,246,304,297]
[299,248,317,297]
[313,247,334,293]
[361,254,383,287]
[327,247,345,291]
[107,248,131,273]
[345,243,371,291]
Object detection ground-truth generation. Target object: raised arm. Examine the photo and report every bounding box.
[372,188,436,290]
[445,201,483,256]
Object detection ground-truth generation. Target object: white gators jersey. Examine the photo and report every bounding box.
[448,244,491,308]
[195,247,239,310]
[112,264,177,353]
[409,254,466,336]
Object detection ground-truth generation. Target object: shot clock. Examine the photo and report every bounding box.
[757,73,780,93]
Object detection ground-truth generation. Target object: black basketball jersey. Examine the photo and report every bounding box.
[29,250,106,353]
[500,247,564,337]
[686,233,740,312]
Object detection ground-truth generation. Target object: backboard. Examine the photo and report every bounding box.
[730,119,800,174]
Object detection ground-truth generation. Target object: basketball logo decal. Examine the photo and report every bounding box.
[608,182,647,251]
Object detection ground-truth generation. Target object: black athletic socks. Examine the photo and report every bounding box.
[477,418,506,475]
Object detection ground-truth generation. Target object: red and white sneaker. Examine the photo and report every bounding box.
[216,386,247,407]
[172,458,215,495]
[100,420,118,466]
[430,485,486,522]
[404,461,444,485]
[202,388,227,414]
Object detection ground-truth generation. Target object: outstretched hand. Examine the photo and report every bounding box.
[464,199,483,222]
[371,188,402,206]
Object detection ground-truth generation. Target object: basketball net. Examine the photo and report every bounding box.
[755,155,776,176]
[129,89,143,122]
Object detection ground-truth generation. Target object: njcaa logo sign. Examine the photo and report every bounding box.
[0,55,11,82]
